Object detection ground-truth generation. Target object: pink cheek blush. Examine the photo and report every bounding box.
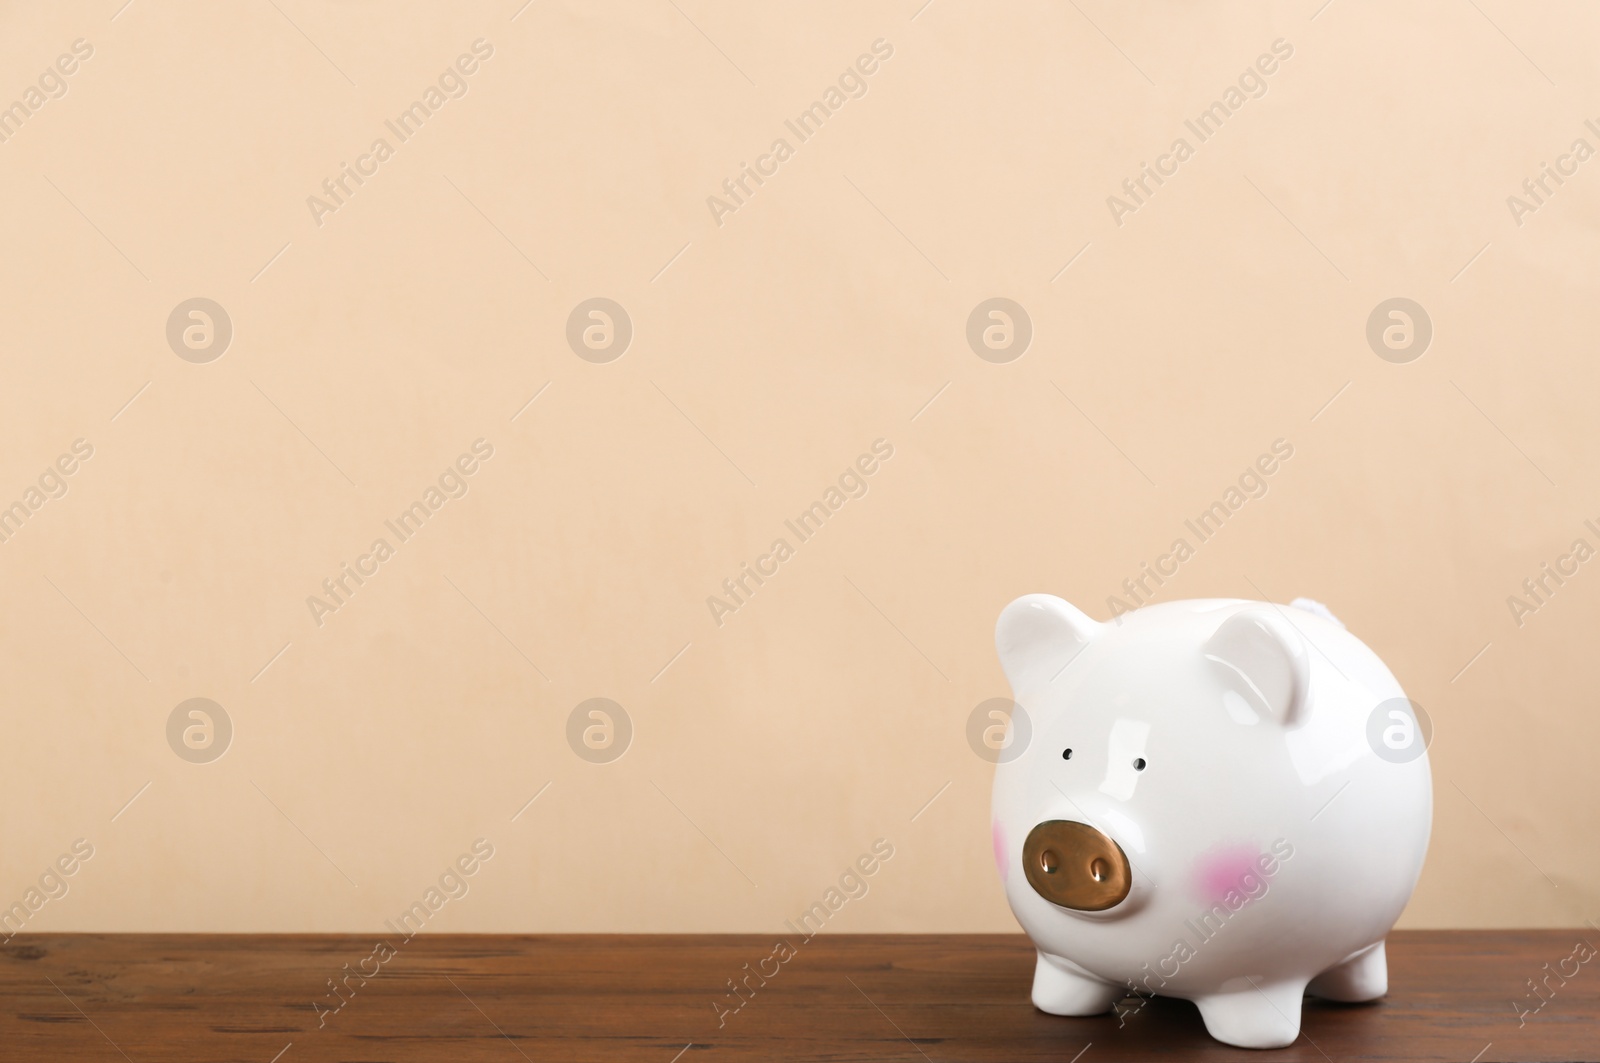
[992,821,1008,884]
[1191,845,1263,905]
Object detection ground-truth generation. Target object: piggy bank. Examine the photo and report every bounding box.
[990,595,1431,1049]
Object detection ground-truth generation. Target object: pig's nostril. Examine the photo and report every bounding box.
[1040,849,1061,874]
[1090,857,1110,882]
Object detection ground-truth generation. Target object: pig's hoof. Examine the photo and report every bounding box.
[1031,952,1121,1016]
[1308,940,1387,1002]
[1193,979,1305,1049]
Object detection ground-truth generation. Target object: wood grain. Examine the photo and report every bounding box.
[1,931,1594,1061]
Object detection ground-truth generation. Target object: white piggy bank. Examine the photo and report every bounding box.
[990,595,1432,1049]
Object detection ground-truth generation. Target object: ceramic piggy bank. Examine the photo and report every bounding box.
[990,595,1432,1049]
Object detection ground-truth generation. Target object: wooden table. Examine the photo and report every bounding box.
[2,931,1594,1061]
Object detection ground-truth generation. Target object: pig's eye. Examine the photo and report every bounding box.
[1061,748,1073,761]
[1132,757,1147,771]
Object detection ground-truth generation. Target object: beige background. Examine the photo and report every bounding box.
[1,0,1597,935]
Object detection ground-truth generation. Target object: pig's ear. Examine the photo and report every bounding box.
[1202,608,1310,727]
[996,594,1101,695]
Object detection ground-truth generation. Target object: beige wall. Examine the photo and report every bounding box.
[1,0,1596,936]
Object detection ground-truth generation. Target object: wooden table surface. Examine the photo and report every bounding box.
[2,931,1594,1061]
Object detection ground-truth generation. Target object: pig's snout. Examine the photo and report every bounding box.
[1022,820,1132,911]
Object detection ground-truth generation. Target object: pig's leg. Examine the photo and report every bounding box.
[1192,978,1305,1049]
[1307,941,1387,1002]
[1031,951,1122,1016]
